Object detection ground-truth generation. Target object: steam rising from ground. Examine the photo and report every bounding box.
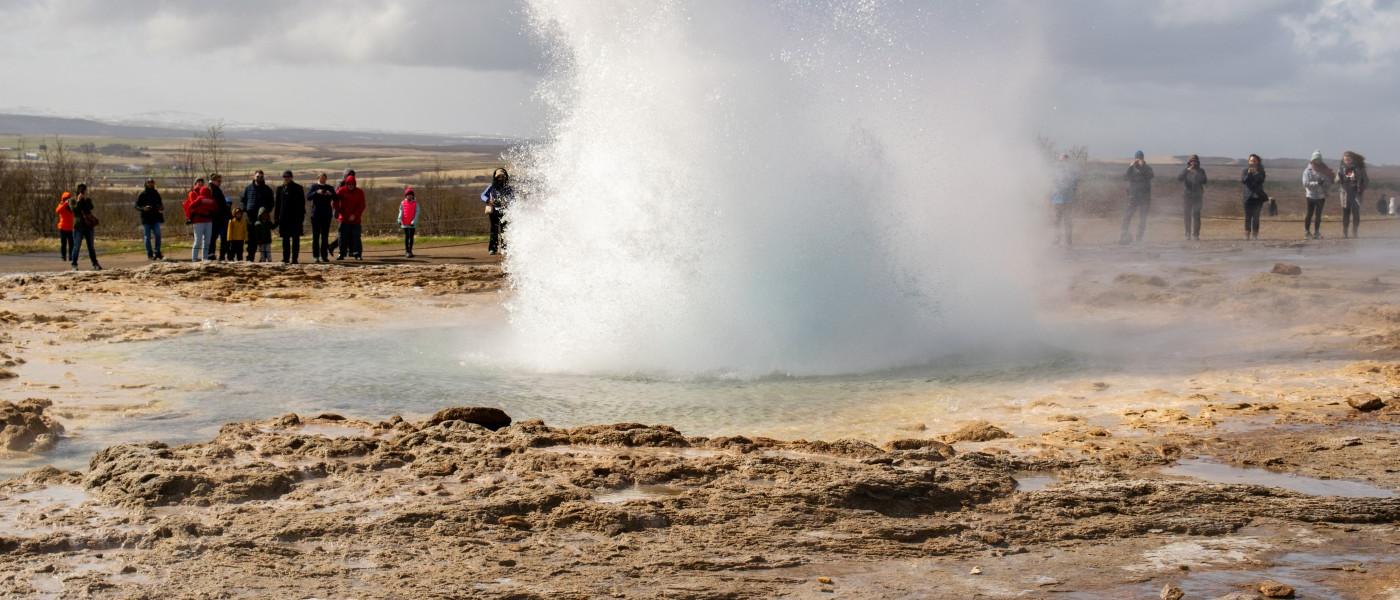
[503,1,1050,377]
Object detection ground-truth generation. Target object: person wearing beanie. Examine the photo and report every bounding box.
[1338,150,1368,238]
[333,174,366,260]
[480,167,514,255]
[274,170,306,264]
[1121,150,1154,244]
[397,186,420,258]
[1301,150,1333,240]
[134,178,165,260]
[1050,154,1079,246]
[306,173,337,263]
[1176,155,1208,241]
[55,191,75,261]
[1241,154,1268,240]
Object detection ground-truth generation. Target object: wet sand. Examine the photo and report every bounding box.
[1,219,1399,598]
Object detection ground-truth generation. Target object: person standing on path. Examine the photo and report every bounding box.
[1301,151,1333,240]
[1121,151,1154,244]
[208,174,229,260]
[398,186,420,258]
[1337,150,1368,239]
[1176,155,1208,241]
[55,191,74,261]
[241,170,275,262]
[333,175,366,260]
[306,173,336,263]
[274,170,306,264]
[1241,154,1268,241]
[135,178,165,260]
[1050,154,1078,246]
[184,185,217,262]
[481,167,514,255]
[68,183,101,271]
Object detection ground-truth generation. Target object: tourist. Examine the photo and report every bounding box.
[1301,151,1333,240]
[227,207,248,261]
[306,173,336,263]
[398,186,420,258]
[327,169,357,258]
[1050,154,1078,246]
[1121,151,1154,244]
[184,185,217,262]
[334,175,365,260]
[1241,154,1268,241]
[1338,150,1368,239]
[55,191,74,261]
[251,211,273,262]
[135,177,165,260]
[68,183,101,271]
[274,170,306,264]
[1176,154,1208,241]
[481,167,514,255]
[241,170,275,262]
[208,174,229,260]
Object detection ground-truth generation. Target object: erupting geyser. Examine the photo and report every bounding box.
[504,1,1050,377]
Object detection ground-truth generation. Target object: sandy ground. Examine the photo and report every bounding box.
[0,218,1398,599]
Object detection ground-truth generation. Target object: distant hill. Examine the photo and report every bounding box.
[0,113,516,148]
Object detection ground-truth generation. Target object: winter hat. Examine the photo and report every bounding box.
[403,186,415,197]
[60,191,72,201]
[1134,150,1145,159]
[344,175,357,186]
[1310,150,1322,161]
[282,170,294,178]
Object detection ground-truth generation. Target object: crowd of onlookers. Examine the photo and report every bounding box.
[1050,150,1375,246]
[54,167,515,270]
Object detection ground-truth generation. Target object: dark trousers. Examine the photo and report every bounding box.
[311,219,332,260]
[1052,203,1072,245]
[488,210,506,252]
[1305,198,1325,234]
[281,236,300,263]
[1183,198,1202,239]
[211,217,228,260]
[70,227,97,266]
[245,215,260,262]
[228,240,245,261]
[1342,197,1361,237]
[59,230,73,260]
[337,223,362,258]
[403,227,416,254]
[1244,199,1266,236]
[1120,197,1149,242]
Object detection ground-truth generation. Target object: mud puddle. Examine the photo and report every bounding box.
[1163,457,1396,498]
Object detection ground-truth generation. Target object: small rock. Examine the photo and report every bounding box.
[498,559,516,567]
[498,516,531,530]
[119,565,137,574]
[1346,394,1385,412]
[426,406,513,431]
[938,422,1013,444]
[1257,581,1295,598]
[1160,583,1184,600]
[816,577,833,585]
[969,566,982,575]
[1033,575,1060,587]
[1271,263,1302,276]
[314,413,346,421]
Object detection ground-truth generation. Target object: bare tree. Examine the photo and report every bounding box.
[197,122,231,177]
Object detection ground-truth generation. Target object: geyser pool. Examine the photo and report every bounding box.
[504,1,1050,376]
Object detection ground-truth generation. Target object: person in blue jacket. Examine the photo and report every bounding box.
[481,167,514,255]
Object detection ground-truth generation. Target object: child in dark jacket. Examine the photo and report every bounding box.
[251,211,274,262]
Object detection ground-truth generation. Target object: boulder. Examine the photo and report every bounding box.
[1345,394,1385,412]
[426,406,513,431]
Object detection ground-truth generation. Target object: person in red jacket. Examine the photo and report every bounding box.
[333,175,366,260]
[55,191,74,260]
[185,185,218,262]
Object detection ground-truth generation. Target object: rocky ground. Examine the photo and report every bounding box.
[0,232,1399,598]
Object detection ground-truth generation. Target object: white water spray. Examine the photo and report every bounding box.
[504,1,1050,377]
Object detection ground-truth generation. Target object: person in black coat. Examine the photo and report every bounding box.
[241,170,276,262]
[274,170,307,264]
[208,174,230,260]
[306,173,337,263]
[134,178,165,260]
[1241,154,1268,241]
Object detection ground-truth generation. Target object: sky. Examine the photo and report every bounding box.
[1,0,1398,161]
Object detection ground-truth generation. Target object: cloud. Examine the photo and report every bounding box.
[1150,0,1295,27]
[1283,0,1400,70]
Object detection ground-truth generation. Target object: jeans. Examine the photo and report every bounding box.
[338,223,362,258]
[1244,198,1266,236]
[311,219,332,260]
[257,243,271,262]
[1183,198,1202,239]
[488,210,507,252]
[142,222,162,258]
[1052,203,1072,245]
[403,227,416,254]
[281,236,300,263]
[1120,197,1149,242]
[1342,195,1361,237]
[1305,198,1325,235]
[191,222,212,261]
[59,230,73,260]
[211,217,228,260]
[70,227,97,266]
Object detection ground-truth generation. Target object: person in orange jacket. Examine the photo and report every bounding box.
[55,191,74,260]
